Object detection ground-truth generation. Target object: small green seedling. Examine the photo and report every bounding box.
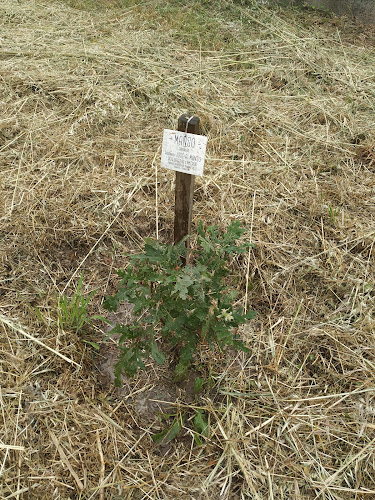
[152,408,209,446]
[193,409,209,446]
[104,221,256,385]
[194,377,206,394]
[57,272,97,333]
[327,203,341,225]
[152,414,183,445]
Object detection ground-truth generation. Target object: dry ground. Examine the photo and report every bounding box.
[1,0,375,498]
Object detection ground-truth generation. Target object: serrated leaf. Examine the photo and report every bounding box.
[245,309,257,320]
[102,295,119,312]
[173,273,194,300]
[114,361,123,387]
[174,360,189,381]
[197,220,205,238]
[232,336,250,352]
[150,342,166,365]
[179,344,194,364]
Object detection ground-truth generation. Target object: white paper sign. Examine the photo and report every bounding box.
[161,129,207,176]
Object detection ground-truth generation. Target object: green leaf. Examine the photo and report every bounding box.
[142,241,167,262]
[150,341,166,365]
[194,410,209,446]
[194,377,206,394]
[152,417,182,445]
[245,309,257,320]
[174,343,195,381]
[174,361,189,382]
[83,340,100,350]
[91,315,112,324]
[114,361,123,387]
[173,273,194,299]
[103,295,120,312]
[232,336,251,353]
[179,343,194,364]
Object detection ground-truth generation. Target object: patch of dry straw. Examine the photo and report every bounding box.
[1,0,375,498]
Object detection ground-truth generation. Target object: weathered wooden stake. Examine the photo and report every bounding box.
[174,115,200,254]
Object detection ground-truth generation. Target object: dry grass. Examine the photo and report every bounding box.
[1,0,375,498]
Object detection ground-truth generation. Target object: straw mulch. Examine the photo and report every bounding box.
[1,0,375,498]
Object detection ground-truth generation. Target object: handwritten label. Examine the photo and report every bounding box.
[161,129,207,176]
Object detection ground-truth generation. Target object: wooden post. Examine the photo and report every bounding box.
[174,115,200,254]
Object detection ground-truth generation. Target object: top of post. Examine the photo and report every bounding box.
[178,115,200,134]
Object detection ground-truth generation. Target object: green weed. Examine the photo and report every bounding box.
[152,408,209,446]
[327,203,341,225]
[57,273,96,333]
